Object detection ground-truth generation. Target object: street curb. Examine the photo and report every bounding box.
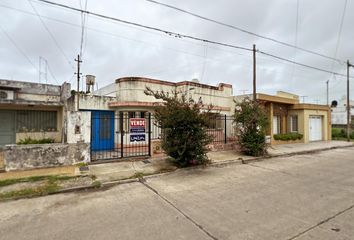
[3,144,353,200]
[45,144,354,195]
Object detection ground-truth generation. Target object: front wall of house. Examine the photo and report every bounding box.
[0,105,63,144]
[303,109,330,143]
[116,80,233,114]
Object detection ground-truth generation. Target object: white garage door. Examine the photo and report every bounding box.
[309,116,322,141]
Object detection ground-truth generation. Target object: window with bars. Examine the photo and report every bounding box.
[289,115,298,132]
[16,110,57,132]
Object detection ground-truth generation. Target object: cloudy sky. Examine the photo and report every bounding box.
[0,0,353,104]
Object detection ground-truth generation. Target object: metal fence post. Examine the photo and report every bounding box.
[148,112,152,156]
[224,114,227,144]
[120,111,124,158]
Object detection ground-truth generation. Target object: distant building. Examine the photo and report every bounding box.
[331,96,354,126]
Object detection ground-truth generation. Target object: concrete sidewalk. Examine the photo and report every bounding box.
[0,141,352,187]
[90,140,354,183]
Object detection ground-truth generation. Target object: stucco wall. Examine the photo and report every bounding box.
[4,143,89,171]
[116,79,233,114]
[69,94,116,111]
[303,109,330,143]
[67,111,91,144]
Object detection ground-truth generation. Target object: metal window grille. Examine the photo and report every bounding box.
[16,110,57,132]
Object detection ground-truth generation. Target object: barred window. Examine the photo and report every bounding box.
[290,115,298,132]
[16,110,57,132]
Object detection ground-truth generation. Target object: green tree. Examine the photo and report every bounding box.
[234,97,269,156]
[144,87,212,167]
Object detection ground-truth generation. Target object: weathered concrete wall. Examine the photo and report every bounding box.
[115,77,233,114]
[0,79,71,106]
[67,111,91,143]
[4,143,89,171]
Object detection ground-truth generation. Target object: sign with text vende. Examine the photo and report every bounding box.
[129,118,146,133]
[130,118,146,142]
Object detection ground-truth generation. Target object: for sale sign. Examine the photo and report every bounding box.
[130,118,146,142]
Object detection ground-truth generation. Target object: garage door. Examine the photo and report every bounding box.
[309,116,322,141]
[0,111,15,145]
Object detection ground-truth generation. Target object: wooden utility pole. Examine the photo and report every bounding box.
[347,60,353,142]
[253,44,256,101]
[75,54,82,111]
[326,80,329,106]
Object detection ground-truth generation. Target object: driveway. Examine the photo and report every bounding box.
[1,147,354,240]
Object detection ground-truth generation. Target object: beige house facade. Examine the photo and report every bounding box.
[237,91,331,144]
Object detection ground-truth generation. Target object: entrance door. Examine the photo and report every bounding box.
[91,111,114,151]
[309,116,322,141]
[0,111,15,145]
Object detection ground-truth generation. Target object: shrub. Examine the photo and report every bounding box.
[17,137,55,145]
[234,97,269,156]
[332,128,346,139]
[144,87,212,167]
[273,133,303,141]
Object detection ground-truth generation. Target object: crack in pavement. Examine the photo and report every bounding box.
[286,203,354,240]
[139,179,219,240]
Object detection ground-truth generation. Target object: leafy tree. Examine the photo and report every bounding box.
[234,97,269,156]
[144,87,212,167]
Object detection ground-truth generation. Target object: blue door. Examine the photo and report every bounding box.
[91,111,114,151]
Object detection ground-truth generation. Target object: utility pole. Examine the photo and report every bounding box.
[253,44,256,101]
[326,80,329,106]
[346,60,353,141]
[300,96,308,103]
[75,54,82,111]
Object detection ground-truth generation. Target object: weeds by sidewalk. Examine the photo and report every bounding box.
[0,175,93,201]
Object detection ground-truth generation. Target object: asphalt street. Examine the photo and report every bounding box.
[1,147,354,240]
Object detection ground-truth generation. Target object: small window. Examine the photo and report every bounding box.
[290,115,298,132]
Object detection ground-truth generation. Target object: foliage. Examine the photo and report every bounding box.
[234,97,269,156]
[274,133,303,141]
[332,128,354,140]
[332,128,347,139]
[17,137,54,145]
[144,87,212,167]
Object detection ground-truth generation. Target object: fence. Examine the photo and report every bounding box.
[90,112,237,161]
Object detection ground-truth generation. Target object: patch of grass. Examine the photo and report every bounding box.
[0,180,60,201]
[132,172,145,179]
[74,162,88,167]
[0,175,76,188]
[91,180,102,188]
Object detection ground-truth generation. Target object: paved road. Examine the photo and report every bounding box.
[1,147,354,240]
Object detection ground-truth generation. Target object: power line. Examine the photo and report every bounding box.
[257,50,353,79]
[145,0,344,64]
[79,0,88,58]
[27,0,75,70]
[0,25,38,71]
[34,0,253,52]
[328,0,348,88]
[33,0,354,79]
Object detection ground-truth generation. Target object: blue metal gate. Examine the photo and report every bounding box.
[91,111,114,151]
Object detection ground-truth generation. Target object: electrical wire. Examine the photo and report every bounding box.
[27,0,75,70]
[145,0,344,64]
[34,0,354,79]
[34,0,253,52]
[328,0,348,88]
[0,25,38,71]
[79,0,88,58]
[257,50,353,79]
